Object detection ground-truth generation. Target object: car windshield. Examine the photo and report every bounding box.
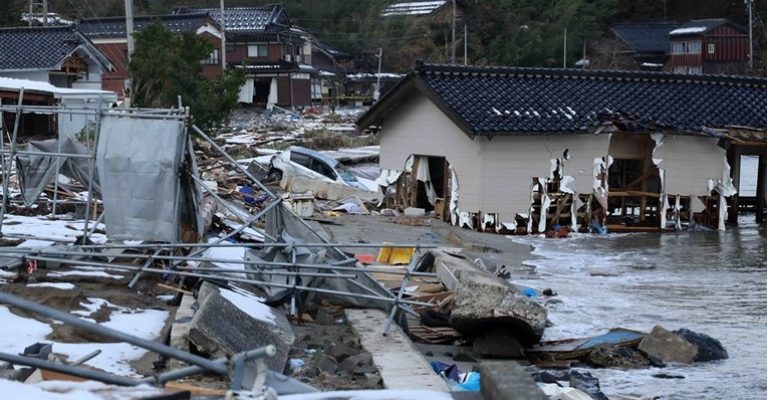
[336,166,358,182]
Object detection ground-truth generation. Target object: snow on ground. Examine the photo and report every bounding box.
[0,379,168,400]
[281,390,453,400]
[47,267,125,280]
[27,282,76,290]
[1,216,107,243]
[0,302,168,376]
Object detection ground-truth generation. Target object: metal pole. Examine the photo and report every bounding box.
[451,0,456,64]
[382,245,419,335]
[0,292,228,374]
[220,0,227,71]
[125,0,135,62]
[60,242,434,250]
[1,88,24,237]
[563,27,567,69]
[748,0,753,70]
[50,121,64,218]
[374,48,383,102]
[140,345,276,385]
[42,0,48,26]
[464,24,468,65]
[81,94,103,242]
[0,352,140,386]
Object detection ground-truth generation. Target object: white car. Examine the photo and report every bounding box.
[268,146,375,191]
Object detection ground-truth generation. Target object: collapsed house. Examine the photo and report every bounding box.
[359,62,766,233]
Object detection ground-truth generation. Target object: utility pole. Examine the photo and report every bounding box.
[451,0,456,64]
[28,0,33,26]
[747,0,753,70]
[464,24,468,65]
[220,0,227,71]
[125,0,135,63]
[374,47,383,102]
[42,0,48,26]
[563,27,567,69]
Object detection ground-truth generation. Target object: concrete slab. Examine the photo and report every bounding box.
[345,309,451,392]
[168,294,195,369]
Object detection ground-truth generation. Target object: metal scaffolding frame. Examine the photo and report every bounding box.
[0,101,436,340]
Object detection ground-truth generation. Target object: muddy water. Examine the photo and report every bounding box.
[510,216,766,399]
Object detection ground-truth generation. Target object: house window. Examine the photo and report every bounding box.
[247,44,268,58]
[201,49,220,65]
[708,43,715,54]
[688,66,702,75]
[686,40,701,54]
[671,42,685,54]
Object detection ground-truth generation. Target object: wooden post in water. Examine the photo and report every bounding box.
[756,152,766,224]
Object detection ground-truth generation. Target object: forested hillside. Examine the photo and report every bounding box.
[1,0,765,72]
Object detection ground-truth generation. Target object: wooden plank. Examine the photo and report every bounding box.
[165,381,226,396]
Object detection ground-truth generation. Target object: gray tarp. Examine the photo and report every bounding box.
[244,204,393,309]
[16,136,100,206]
[96,115,185,242]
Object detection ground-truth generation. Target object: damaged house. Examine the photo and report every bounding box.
[359,63,766,233]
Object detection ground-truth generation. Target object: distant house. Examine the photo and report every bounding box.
[0,77,116,137]
[666,18,749,75]
[358,63,766,233]
[606,20,680,71]
[175,5,314,107]
[0,26,112,90]
[381,0,468,24]
[77,14,222,96]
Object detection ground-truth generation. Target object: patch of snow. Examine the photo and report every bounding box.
[204,243,246,277]
[0,378,102,400]
[33,381,166,400]
[27,282,76,290]
[47,269,124,280]
[669,26,707,35]
[156,294,176,301]
[641,62,664,67]
[101,309,169,340]
[281,390,454,400]
[0,216,107,243]
[218,287,276,324]
[17,239,55,247]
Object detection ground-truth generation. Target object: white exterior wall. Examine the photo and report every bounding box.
[379,93,483,212]
[479,135,610,222]
[654,135,725,196]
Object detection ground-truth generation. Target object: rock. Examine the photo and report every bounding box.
[587,344,650,368]
[653,373,685,379]
[314,308,338,325]
[337,353,373,374]
[326,343,360,363]
[568,370,609,400]
[638,325,697,364]
[434,249,547,344]
[312,353,338,374]
[364,373,382,387]
[479,361,548,400]
[472,328,525,358]
[188,282,295,372]
[673,328,728,362]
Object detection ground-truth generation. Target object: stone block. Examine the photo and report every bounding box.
[188,282,295,372]
[674,328,728,362]
[638,325,697,364]
[479,361,547,400]
[472,328,525,358]
[433,249,547,344]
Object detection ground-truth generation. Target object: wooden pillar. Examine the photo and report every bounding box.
[727,145,741,224]
[756,152,766,224]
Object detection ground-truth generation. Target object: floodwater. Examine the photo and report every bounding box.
[510,216,767,399]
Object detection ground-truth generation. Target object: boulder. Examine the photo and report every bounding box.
[587,344,650,369]
[188,282,295,372]
[674,328,728,362]
[472,328,525,358]
[337,353,374,375]
[479,361,548,400]
[638,325,697,364]
[433,249,547,344]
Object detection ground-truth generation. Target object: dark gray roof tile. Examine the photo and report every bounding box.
[0,26,82,70]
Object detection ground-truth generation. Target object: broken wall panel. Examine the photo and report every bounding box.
[479,135,611,222]
[654,135,726,196]
[379,93,483,213]
[96,115,186,242]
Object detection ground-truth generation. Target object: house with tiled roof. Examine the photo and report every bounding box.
[175,5,314,107]
[359,63,766,233]
[0,26,112,90]
[77,13,222,96]
[606,20,680,70]
[666,19,749,75]
[381,0,468,25]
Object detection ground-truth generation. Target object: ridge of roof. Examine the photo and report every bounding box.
[78,13,211,23]
[414,62,766,87]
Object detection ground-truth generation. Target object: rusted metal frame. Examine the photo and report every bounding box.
[382,245,420,336]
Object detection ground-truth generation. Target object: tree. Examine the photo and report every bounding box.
[129,20,245,131]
